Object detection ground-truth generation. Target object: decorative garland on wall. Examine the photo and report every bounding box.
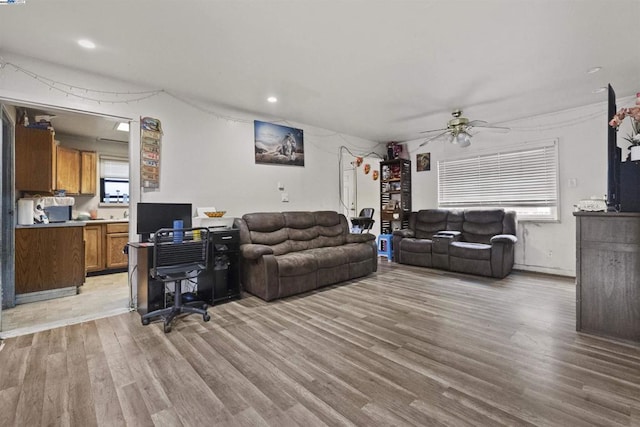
[0,59,384,157]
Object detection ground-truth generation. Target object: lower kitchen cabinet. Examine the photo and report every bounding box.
[16,225,85,296]
[106,223,129,268]
[84,224,104,272]
[84,221,129,273]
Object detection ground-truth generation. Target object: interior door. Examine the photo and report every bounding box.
[342,167,356,220]
[0,105,16,330]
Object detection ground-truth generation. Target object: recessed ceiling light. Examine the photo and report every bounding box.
[78,39,96,49]
[267,96,278,103]
[586,66,602,74]
[592,87,607,94]
[115,122,129,132]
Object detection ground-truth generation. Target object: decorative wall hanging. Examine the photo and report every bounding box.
[416,152,431,172]
[254,120,304,166]
[364,164,371,174]
[140,117,162,188]
[373,170,379,180]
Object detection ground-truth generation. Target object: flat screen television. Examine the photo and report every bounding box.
[136,202,192,241]
[606,84,621,211]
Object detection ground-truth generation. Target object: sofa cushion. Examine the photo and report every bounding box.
[306,247,348,268]
[413,209,449,239]
[461,209,505,243]
[400,238,433,253]
[449,241,491,260]
[342,243,374,263]
[276,252,318,277]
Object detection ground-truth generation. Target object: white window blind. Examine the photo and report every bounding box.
[437,140,558,220]
[100,157,129,179]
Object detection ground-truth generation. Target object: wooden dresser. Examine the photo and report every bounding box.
[574,211,640,342]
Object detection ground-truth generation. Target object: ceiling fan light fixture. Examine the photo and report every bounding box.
[452,131,471,147]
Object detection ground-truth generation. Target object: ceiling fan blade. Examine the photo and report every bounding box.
[419,127,448,134]
[467,120,510,133]
[419,130,450,147]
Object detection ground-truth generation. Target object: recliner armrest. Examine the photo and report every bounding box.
[392,229,415,238]
[346,233,376,243]
[240,244,274,260]
[434,230,461,238]
[490,234,517,244]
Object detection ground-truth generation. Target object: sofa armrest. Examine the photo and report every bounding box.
[490,234,517,244]
[240,243,274,260]
[392,229,415,238]
[434,230,461,238]
[346,233,376,243]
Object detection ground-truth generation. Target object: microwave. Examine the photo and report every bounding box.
[43,206,72,223]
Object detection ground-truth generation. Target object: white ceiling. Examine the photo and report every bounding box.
[0,0,638,142]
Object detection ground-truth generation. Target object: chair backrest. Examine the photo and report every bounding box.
[359,208,374,218]
[152,227,210,281]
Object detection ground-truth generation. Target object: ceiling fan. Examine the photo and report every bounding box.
[419,109,509,147]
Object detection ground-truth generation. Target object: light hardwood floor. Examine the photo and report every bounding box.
[1,272,130,337]
[1,262,639,426]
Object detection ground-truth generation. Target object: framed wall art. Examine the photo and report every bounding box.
[416,152,431,172]
[254,120,304,166]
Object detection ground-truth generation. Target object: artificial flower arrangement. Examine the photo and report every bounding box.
[609,93,640,145]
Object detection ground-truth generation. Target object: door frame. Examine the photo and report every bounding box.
[0,104,16,323]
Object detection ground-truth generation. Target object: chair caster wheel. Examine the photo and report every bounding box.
[142,318,150,326]
[202,304,209,310]
[164,323,172,333]
[203,313,211,322]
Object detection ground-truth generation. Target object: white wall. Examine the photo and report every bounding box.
[404,99,637,277]
[0,52,379,237]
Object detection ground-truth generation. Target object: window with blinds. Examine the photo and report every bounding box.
[100,156,129,204]
[437,140,559,221]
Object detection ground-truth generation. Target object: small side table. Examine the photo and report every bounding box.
[377,233,393,259]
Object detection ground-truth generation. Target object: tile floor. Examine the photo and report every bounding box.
[0,272,131,338]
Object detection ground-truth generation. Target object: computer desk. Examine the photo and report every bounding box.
[130,227,240,315]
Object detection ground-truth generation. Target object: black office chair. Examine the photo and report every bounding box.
[141,227,211,333]
[350,208,375,233]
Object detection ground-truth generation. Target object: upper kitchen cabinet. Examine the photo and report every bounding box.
[15,126,97,195]
[15,126,57,193]
[56,145,80,194]
[80,151,97,195]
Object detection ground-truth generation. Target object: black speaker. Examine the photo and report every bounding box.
[620,161,640,212]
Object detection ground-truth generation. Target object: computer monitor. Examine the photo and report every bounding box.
[136,202,192,241]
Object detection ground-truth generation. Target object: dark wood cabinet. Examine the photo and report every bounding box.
[575,211,640,342]
[15,225,85,298]
[380,159,411,234]
[15,126,57,193]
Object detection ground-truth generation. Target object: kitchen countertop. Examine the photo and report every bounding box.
[16,218,129,229]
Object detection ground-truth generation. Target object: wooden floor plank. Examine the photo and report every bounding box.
[1,263,639,426]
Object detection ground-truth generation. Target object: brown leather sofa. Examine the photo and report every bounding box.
[234,211,377,301]
[392,209,517,278]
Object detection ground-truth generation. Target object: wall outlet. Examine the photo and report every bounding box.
[281,193,289,202]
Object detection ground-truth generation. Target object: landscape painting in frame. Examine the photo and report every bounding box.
[254,120,304,166]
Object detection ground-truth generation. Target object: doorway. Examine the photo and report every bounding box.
[0,105,16,331]
[0,101,133,337]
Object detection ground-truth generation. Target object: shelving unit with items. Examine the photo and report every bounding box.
[380,159,411,234]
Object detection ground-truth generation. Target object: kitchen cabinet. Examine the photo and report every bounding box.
[84,221,129,273]
[84,224,104,273]
[105,223,128,268]
[56,146,81,194]
[15,126,57,193]
[15,126,97,195]
[80,151,97,195]
[15,225,85,297]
